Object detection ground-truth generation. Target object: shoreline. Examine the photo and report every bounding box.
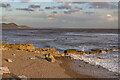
[58,57,93,78]
[2,50,118,78]
[2,50,93,78]
[58,57,118,78]
[1,43,119,79]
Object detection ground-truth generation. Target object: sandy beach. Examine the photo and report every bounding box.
[2,50,93,78]
[1,1,119,79]
[2,49,118,79]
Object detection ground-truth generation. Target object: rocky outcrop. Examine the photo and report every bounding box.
[2,43,35,51]
[64,49,84,55]
[64,49,78,55]
[64,48,119,55]
[45,53,55,62]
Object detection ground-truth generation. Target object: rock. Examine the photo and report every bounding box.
[7,59,13,63]
[2,43,35,51]
[77,51,84,55]
[100,50,107,53]
[41,48,49,51]
[34,50,40,53]
[50,58,55,63]
[97,57,102,59]
[55,51,59,54]
[54,54,61,57]
[45,53,55,62]
[12,54,15,56]
[64,49,78,55]
[0,67,10,73]
[2,47,9,50]
[50,48,56,51]
[18,75,28,79]
[61,53,65,57]
[112,49,119,52]
[94,62,99,65]
[29,57,36,60]
[85,52,91,54]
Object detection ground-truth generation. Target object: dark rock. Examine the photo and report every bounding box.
[64,49,78,55]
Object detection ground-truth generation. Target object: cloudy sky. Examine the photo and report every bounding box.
[0,0,118,28]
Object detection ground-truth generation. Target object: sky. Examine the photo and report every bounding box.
[0,0,118,28]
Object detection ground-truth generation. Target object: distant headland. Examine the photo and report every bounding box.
[1,23,33,29]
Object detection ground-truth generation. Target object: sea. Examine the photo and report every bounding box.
[2,29,119,74]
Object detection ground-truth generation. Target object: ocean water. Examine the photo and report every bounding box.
[2,29,119,73]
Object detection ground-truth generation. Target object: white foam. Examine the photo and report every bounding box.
[69,52,119,73]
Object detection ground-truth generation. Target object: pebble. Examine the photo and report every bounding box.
[7,59,13,63]
[94,62,99,65]
[29,57,36,60]
[12,53,15,56]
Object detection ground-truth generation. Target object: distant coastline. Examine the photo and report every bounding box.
[1,23,119,33]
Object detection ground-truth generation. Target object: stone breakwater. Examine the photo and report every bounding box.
[2,43,119,63]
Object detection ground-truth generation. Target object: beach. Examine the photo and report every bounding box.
[2,49,91,78]
[2,49,118,78]
[1,29,119,79]
[1,1,119,79]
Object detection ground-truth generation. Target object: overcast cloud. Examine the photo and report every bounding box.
[1,2,118,29]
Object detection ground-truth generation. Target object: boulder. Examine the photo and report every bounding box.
[100,50,107,53]
[85,52,91,54]
[61,53,65,57]
[91,49,101,54]
[45,53,55,62]
[50,48,56,51]
[64,49,78,55]
[77,51,84,55]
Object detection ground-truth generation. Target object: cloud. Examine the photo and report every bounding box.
[64,6,82,14]
[84,12,94,15]
[72,2,87,4]
[69,6,82,12]
[47,17,54,20]
[6,7,12,11]
[46,14,55,20]
[64,3,72,9]
[0,2,13,11]
[20,0,31,3]
[45,6,56,10]
[107,16,118,21]
[16,8,34,11]
[89,2,118,9]
[72,2,118,9]
[29,4,40,9]
[106,14,117,21]
[16,4,40,11]
[2,16,13,22]
[107,14,112,17]
[52,11,57,14]
[0,2,11,8]
[58,3,72,9]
